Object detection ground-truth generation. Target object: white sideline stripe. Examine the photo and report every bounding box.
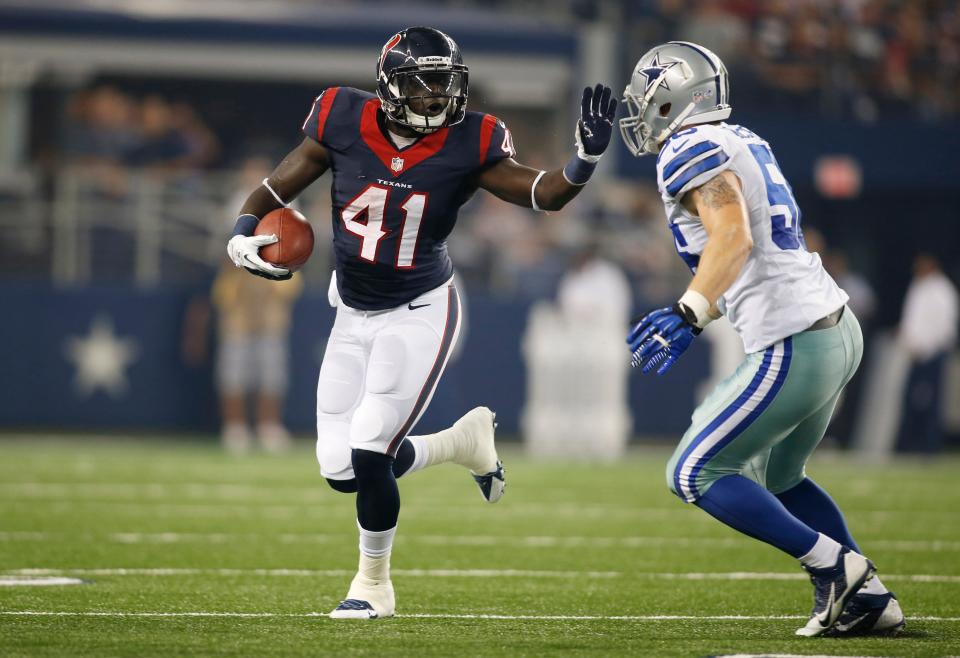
[8,568,960,583]
[7,500,956,525]
[3,531,958,553]
[716,655,892,658]
[1,611,958,623]
[7,568,619,579]
[0,577,85,587]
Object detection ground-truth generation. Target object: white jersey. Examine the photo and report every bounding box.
[655,122,848,353]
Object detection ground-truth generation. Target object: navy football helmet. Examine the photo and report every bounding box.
[376,27,469,133]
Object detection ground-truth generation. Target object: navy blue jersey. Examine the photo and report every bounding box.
[301,87,514,310]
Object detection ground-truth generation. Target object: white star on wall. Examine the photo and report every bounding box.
[63,315,140,398]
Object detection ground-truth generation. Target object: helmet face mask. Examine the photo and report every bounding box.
[377,28,469,134]
[620,41,731,157]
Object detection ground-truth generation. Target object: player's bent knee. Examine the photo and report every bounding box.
[348,397,401,453]
[316,353,363,415]
[325,477,358,494]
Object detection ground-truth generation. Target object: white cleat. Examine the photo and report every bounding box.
[328,575,395,620]
[454,407,505,503]
[796,547,876,637]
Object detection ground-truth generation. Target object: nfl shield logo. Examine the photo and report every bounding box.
[391,157,404,173]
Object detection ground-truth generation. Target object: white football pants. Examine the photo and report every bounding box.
[316,278,462,481]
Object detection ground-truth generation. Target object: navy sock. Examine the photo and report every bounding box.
[694,474,819,558]
[324,439,417,495]
[775,477,861,552]
[351,449,400,532]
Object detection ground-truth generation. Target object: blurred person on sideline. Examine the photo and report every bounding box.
[557,243,631,326]
[212,256,302,454]
[180,156,305,453]
[215,156,303,453]
[823,248,877,446]
[896,253,959,454]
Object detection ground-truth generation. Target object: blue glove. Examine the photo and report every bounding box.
[627,303,702,375]
[577,84,618,156]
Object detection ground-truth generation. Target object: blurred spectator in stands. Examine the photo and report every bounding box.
[897,253,959,454]
[675,0,750,65]
[63,86,140,165]
[126,96,190,171]
[171,102,221,169]
[62,86,140,196]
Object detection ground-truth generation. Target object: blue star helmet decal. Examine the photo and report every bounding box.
[636,53,682,95]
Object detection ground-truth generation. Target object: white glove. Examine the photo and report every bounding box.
[226,234,290,278]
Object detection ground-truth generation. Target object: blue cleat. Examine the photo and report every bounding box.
[796,547,876,637]
[329,599,379,619]
[329,574,395,620]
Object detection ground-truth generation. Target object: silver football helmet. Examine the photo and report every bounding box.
[620,41,731,157]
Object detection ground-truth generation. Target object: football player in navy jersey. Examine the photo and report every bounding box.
[226,26,617,619]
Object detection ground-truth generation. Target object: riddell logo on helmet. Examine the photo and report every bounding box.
[417,56,452,66]
[693,88,714,103]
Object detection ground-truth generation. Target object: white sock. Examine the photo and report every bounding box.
[356,552,390,586]
[861,575,889,595]
[799,532,842,569]
[357,522,396,559]
[404,436,430,475]
[412,426,461,468]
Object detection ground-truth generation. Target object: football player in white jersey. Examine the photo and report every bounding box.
[619,41,904,637]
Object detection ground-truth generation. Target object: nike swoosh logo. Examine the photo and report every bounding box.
[671,139,691,153]
[408,303,431,310]
[834,613,869,632]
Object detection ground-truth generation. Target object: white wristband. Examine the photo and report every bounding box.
[530,170,547,212]
[678,289,713,329]
[261,178,289,207]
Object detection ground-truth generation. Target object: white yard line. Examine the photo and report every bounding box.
[7,568,621,579]
[3,531,958,553]
[0,577,85,586]
[1,610,958,623]
[6,567,960,583]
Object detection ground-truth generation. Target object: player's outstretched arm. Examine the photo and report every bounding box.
[227,138,331,280]
[627,171,751,375]
[477,84,617,211]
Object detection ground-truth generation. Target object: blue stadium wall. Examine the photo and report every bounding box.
[0,285,706,438]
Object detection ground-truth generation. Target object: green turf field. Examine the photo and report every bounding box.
[0,437,958,657]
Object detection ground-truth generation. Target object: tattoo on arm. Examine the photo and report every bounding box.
[697,175,740,210]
